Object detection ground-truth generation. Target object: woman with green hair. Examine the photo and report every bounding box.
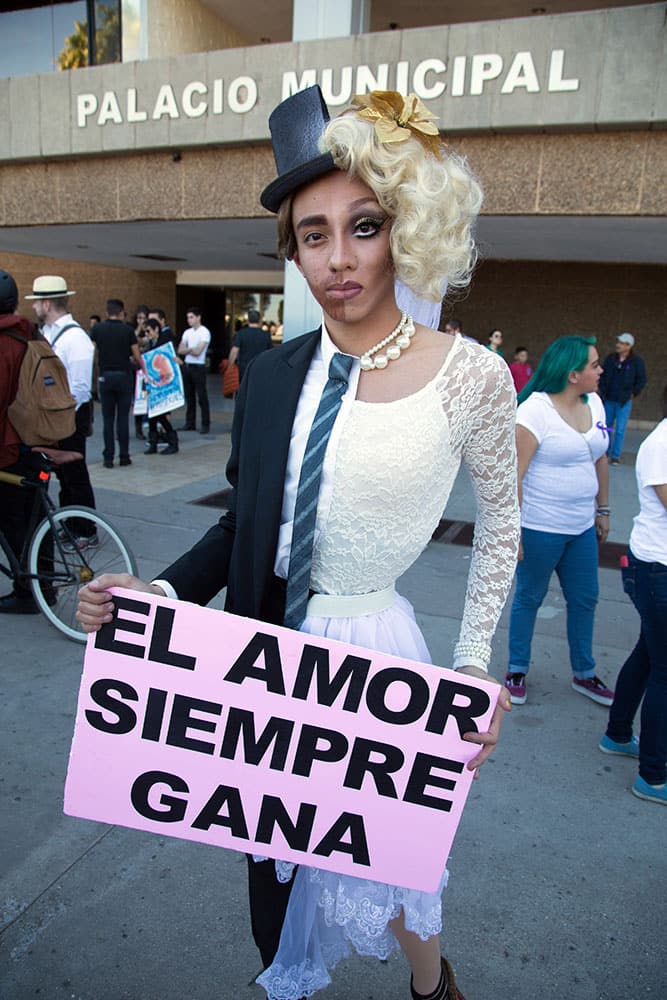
[505,334,615,707]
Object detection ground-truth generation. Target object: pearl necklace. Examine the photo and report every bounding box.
[359,312,415,371]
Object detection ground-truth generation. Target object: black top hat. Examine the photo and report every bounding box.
[260,86,337,213]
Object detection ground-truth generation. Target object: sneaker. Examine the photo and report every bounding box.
[632,776,667,806]
[571,675,614,706]
[62,532,99,553]
[505,672,527,705]
[599,733,639,757]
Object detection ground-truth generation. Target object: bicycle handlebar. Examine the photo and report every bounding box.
[0,448,84,488]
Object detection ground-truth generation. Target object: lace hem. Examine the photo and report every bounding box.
[257,956,338,1000]
[257,865,448,999]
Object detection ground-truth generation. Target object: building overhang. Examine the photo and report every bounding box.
[1,215,665,275]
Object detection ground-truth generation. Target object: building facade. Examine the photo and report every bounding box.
[0,0,665,416]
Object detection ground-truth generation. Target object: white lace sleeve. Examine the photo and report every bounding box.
[446,349,519,671]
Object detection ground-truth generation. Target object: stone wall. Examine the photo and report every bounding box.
[1,131,665,226]
[2,251,176,334]
[444,259,666,422]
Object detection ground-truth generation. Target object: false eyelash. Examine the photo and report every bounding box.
[354,215,387,233]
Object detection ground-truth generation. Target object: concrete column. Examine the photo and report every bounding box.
[281,0,371,341]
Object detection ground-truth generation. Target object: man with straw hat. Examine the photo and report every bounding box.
[26,275,97,547]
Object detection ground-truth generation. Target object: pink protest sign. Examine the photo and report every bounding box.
[64,588,498,892]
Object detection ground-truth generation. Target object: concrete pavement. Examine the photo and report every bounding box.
[1,383,664,1000]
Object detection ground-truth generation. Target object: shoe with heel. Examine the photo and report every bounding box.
[410,957,465,1000]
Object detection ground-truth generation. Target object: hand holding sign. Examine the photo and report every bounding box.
[456,663,511,777]
[77,573,165,630]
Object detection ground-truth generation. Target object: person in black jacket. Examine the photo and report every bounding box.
[74,85,517,1000]
[599,332,647,464]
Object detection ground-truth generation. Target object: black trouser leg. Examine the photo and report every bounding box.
[0,458,35,598]
[183,366,197,427]
[116,375,133,461]
[99,380,116,462]
[194,366,210,428]
[245,856,296,969]
[145,418,159,453]
[57,403,96,536]
[186,364,210,429]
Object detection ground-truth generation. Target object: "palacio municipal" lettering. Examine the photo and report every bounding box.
[76,49,579,128]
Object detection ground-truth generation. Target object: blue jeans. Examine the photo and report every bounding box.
[98,371,133,462]
[508,526,599,679]
[607,554,667,785]
[604,398,632,460]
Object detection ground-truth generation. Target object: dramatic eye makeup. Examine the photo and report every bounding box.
[353,215,388,237]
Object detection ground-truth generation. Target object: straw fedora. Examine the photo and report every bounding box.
[25,275,76,299]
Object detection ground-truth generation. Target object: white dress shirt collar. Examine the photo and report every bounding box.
[319,318,359,372]
[43,312,75,341]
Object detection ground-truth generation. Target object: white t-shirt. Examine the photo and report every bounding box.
[181,325,211,364]
[629,419,667,566]
[517,391,609,535]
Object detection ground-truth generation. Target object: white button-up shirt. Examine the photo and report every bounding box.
[155,322,360,599]
[43,313,94,409]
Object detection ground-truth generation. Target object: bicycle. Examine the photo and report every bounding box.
[0,448,137,642]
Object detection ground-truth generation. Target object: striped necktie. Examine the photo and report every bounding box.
[283,352,354,630]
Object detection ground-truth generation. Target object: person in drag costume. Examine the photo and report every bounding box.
[76,87,520,1000]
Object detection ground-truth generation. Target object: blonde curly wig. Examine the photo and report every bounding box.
[277,109,482,302]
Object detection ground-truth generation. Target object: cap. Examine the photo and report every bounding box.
[616,333,635,347]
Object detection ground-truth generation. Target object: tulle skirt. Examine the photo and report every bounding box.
[256,593,448,999]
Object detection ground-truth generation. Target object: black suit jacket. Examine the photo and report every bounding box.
[162,329,320,623]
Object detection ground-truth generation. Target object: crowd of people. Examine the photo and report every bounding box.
[0,280,221,612]
[442,323,649,438]
[0,80,663,1000]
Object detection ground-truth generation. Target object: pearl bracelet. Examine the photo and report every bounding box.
[454,638,490,671]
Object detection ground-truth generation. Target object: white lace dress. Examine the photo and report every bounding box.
[257,336,519,999]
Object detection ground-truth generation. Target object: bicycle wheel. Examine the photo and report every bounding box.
[27,506,137,643]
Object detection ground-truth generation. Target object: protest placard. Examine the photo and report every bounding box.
[143,342,185,417]
[64,589,498,892]
[132,370,147,416]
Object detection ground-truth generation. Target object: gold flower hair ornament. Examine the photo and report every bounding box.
[351,90,443,157]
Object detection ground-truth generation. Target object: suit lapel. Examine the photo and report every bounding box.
[252,330,320,609]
